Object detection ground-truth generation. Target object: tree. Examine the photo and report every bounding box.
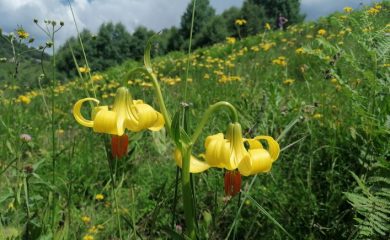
[179,0,215,49]
[252,0,305,28]
[128,26,155,60]
[221,7,242,37]
[195,15,228,47]
[241,0,267,35]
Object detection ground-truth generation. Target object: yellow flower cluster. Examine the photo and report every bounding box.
[95,194,104,201]
[218,75,241,84]
[81,216,91,224]
[283,79,295,85]
[79,66,91,73]
[235,19,247,26]
[17,95,31,104]
[317,29,327,36]
[265,23,271,30]
[259,42,276,51]
[91,74,103,82]
[226,37,236,44]
[161,76,181,85]
[272,56,287,66]
[343,7,353,13]
[295,47,304,54]
[17,29,29,39]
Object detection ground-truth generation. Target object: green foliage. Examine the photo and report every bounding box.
[255,0,305,25]
[0,33,51,89]
[345,171,390,238]
[179,0,216,47]
[1,2,389,239]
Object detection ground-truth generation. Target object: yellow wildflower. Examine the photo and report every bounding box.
[91,74,103,82]
[265,23,271,30]
[343,7,353,13]
[18,95,31,104]
[272,56,287,66]
[17,28,29,39]
[235,19,247,26]
[83,235,94,240]
[81,216,91,224]
[95,194,104,201]
[79,66,91,73]
[313,113,323,119]
[88,226,98,234]
[367,7,380,15]
[317,29,327,36]
[226,37,236,44]
[283,79,295,85]
[175,123,280,176]
[259,42,275,51]
[295,48,304,54]
[73,87,164,136]
[8,202,15,210]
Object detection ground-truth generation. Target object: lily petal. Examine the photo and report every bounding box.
[174,149,210,173]
[73,98,99,128]
[254,136,280,161]
[126,102,165,132]
[93,109,125,136]
[238,149,273,176]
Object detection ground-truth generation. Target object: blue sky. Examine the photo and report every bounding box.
[0,0,381,47]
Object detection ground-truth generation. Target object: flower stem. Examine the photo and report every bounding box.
[191,101,238,144]
[181,145,196,239]
[107,155,123,240]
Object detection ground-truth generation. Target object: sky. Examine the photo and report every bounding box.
[0,0,381,48]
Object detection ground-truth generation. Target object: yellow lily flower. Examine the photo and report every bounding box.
[174,123,280,176]
[73,87,164,136]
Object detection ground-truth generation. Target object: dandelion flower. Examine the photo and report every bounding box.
[81,216,91,224]
[83,235,94,240]
[95,194,104,201]
[16,28,29,39]
[226,37,236,44]
[283,79,295,85]
[317,29,327,36]
[313,113,323,119]
[343,7,353,13]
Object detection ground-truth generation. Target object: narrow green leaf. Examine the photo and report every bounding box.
[243,193,295,240]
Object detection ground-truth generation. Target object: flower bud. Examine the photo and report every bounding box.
[60,21,64,26]
[46,41,53,48]
[33,19,38,24]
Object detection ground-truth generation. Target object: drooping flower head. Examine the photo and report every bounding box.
[174,122,280,176]
[73,87,164,136]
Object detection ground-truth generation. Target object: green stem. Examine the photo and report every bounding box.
[181,145,196,239]
[137,69,171,134]
[51,28,57,232]
[107,157,123,240]
[191,101,238,144]
[183,0,197,102]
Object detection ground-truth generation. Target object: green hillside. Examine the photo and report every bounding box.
[0,32,52,90]
[0,2,389,239]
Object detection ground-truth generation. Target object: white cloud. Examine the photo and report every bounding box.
[0,0,381,49]
[0,0,190,47]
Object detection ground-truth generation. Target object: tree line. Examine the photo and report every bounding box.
[56,0,304,76]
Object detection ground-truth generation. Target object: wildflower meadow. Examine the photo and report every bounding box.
[0,1,389,239]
